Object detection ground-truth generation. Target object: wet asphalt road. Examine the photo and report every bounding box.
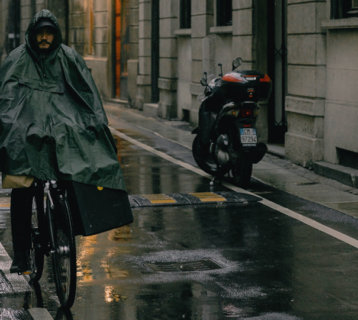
[1,117,358,319]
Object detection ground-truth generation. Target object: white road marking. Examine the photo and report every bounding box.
[111,127,358,249]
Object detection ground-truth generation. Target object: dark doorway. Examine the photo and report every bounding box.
[46,0,69,45]
[151,0,160,103]
[112,0,130,99]
[7,0,21,53]
[267,0,287,144]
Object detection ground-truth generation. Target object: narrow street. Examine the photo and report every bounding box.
[0,109,358,319]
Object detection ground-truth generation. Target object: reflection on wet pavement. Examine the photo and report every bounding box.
[1,118,358,319]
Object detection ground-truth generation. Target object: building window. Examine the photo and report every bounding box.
[347,0,358,16]
[180,0,191,29]
[217,0,232,26]
[331,0,358,18]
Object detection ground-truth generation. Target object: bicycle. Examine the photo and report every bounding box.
[28,179,77,309]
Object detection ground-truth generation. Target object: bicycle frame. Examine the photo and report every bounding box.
[32,180,61,256]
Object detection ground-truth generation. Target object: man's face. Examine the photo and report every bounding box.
[36,27,55,50]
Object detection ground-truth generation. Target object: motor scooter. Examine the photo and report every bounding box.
[192,57,272,189]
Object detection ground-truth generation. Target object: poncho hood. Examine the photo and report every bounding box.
[26,10,63,57]
[0,10,126,191]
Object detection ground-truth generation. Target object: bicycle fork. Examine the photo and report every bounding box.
[46,181,57,255]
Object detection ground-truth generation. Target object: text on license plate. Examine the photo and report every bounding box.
[240,128,257,144]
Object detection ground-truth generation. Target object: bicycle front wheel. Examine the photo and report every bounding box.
[47,195,77,309]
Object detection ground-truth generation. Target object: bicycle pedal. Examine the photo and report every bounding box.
[23,271,31,275]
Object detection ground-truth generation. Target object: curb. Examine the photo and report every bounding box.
[314,161,358,189]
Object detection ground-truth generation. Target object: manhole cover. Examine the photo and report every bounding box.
[145,259,222,273]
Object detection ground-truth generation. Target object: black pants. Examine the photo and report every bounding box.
[10,188,33,254]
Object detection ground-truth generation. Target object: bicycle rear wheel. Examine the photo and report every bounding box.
[29,196,44,282]
[47,194,77,309]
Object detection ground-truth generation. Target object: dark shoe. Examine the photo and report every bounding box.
[10,251,30,274]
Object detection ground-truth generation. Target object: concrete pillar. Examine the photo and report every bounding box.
[128,0,139,108]
[136,0,151,110]
[157,0,179,119]
[232,0,253,69]
[285,0,326,167]
[189,0,214,125]
[69,0,85,56]
[20,0,34,43]
[36,0,45,12]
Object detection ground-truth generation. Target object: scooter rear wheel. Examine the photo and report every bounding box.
[232,151,253,189]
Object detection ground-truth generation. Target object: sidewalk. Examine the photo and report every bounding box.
[104,102,358,219]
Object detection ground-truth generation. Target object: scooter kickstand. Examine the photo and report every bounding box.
[210,176,221,186]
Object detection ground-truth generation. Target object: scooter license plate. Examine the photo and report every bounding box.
[240,128,257,145]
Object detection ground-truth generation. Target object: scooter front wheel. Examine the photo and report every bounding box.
[232,151,253,189]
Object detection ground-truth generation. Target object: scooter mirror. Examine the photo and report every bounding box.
[232,57,243,70]
[200,78,208,86]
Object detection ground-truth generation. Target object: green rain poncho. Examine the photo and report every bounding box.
[0,10,126,191]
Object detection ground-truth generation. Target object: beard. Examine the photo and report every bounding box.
[38,41,51,50]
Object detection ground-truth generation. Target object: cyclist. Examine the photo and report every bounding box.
[0,10,127,273]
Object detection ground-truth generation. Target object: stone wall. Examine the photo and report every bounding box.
[68,0,112,98]
[21,0,46,43]
[189,0,214,125]
[323,26,358,164]
[285,0,326,167]
[127,0,139,108]
[84,0,112,98]
[157,0,179,119]
[69,0,85,56]
[176,31,191,120]
[136,0,152,110]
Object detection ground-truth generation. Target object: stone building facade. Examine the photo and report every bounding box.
[0,0,137,101]
[1,0,358,174]
[128,0,358,173]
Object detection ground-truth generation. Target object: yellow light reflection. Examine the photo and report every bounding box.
[105,286,114,303]
[104,285,128,303]
[76,235,98,283]
[108,225,132,242]
[101,260,129,279]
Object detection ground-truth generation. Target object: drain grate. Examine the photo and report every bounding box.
[145,259,222,273]
[296,182,318,186]
[338,148,358,170]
